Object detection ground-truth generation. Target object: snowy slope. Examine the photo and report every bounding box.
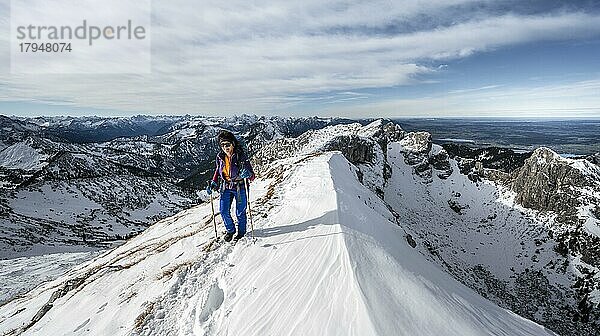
[0,173,192,259]
[0,141,49,171]
[383,140,600,335]
[0,252,101,305]
[384,141,540,279]
[0,152,555,336]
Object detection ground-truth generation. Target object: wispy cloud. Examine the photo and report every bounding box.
[323,79,600,118]
[448,85,504,94]
[0,1,599,116]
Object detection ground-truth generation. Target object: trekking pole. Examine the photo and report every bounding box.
[244,178,254,243]
[207,181,218,239]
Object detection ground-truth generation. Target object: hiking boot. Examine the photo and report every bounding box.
[223,232,235,242]
[233,232,245,241]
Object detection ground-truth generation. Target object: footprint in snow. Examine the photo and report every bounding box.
[73,318,90,333]
[198,282,224,323]
[97,302,108,314]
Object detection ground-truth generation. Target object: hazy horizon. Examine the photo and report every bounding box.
[3,113,600,121]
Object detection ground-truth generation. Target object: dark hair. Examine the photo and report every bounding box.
[217,130,239,148]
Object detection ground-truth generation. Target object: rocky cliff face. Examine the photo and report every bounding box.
[586,152,600,166]
[506,147,600,326]
[397,131,453,181]
[321,135,374,163]
[511,147,597,222]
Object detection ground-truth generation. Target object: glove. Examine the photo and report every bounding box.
[206,181,218,195]
[239,169,252,179]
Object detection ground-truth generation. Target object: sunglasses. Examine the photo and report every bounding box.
[220,142,233,148]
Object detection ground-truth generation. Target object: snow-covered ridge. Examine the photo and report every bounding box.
[0,141,48,171]
[256,121,374,159]
[0,152,555,336]
[0,251,101,306]
[252,119,404,198]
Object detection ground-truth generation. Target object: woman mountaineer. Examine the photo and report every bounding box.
[206,130,255,242]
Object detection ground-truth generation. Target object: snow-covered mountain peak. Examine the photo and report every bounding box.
[398,131,432,154]
[530,147,562,166]
[0,151,556,336]
[511,146,600,207]
[526,147,600,179]
[393,132,453,182]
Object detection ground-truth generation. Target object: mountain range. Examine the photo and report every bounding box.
[0,115,599,335]
[0,115,355,259]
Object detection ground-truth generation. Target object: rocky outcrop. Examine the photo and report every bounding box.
[507,147,600,326]
[321,135,373,163]
[443,144,531,173]
[509,147,600,238]
[397,132,453,181]
[398,131,432,156]
[368,120,406,150]
[454,158,481,182]
[443,144,530,183]
[398,132,433,180]
[510,147,597,223]
[587,152,600,166]
[447,199,468,214]
[430,149,453,179]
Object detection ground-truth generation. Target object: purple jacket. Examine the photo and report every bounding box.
[212,150,255,189]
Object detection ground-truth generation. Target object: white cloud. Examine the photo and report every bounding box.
[0,1,599,116]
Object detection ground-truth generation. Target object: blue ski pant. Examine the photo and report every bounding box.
[220,187,247,234]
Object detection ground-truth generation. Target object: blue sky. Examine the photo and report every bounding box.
[0,0,600,118]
